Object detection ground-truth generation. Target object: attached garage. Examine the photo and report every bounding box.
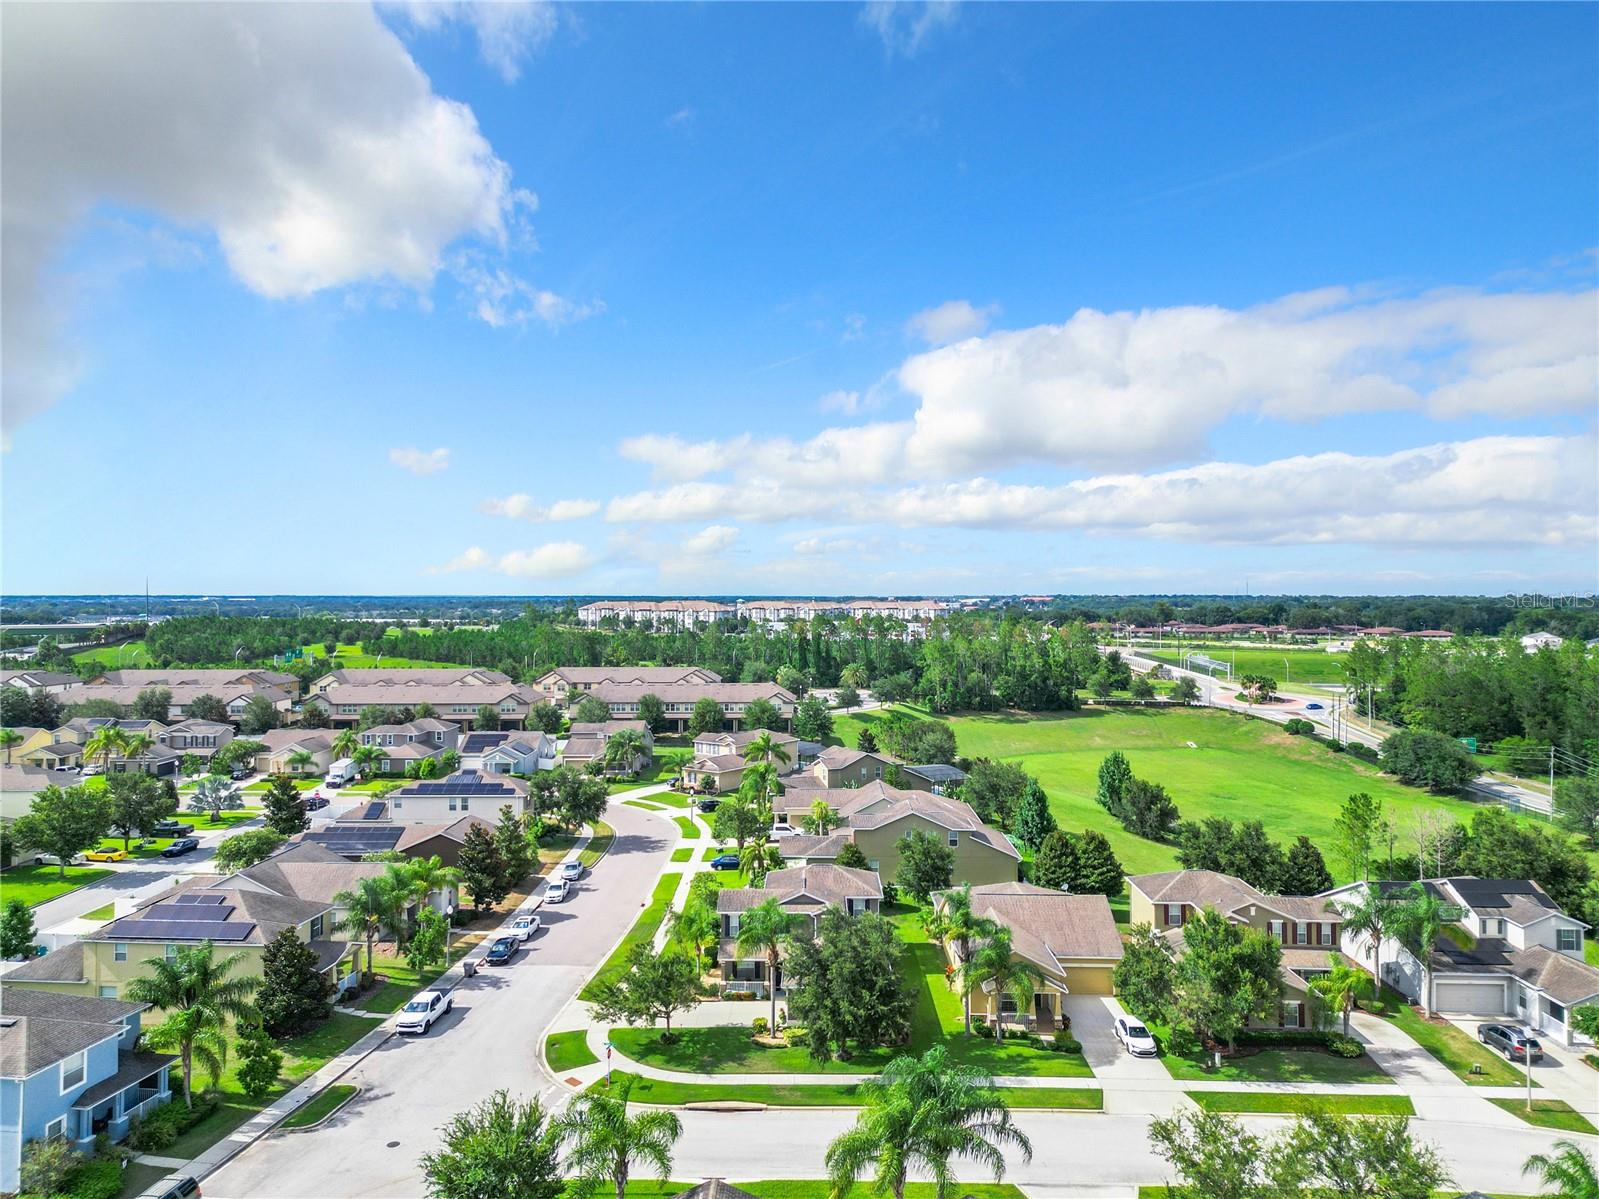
[1433,977,1508,1016]
[1063,964,1117,996]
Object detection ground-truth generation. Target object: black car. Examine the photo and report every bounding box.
[160,837,200,858]
[482,936,518,965]
[305,795,329,811]
[150,820,195,838]
[230,765,251,780]
[1478,1023,1543,1062]
[709,853,741,870]
[696,797,722,813]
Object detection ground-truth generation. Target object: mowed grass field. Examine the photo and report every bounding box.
[71,640,153,667]
[832,704,1500,882]
[1134,641,1350,685]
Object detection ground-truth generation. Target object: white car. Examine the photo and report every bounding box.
[545,877,571,903]
[1114,1015,1159,1057]
[510,913,542,941]
[396,989,453,1035]
[32,852,88,867]
[558,860,583,882]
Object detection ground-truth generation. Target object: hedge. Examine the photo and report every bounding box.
[20,1155,122,1199]
[1237,1028,1364,1057]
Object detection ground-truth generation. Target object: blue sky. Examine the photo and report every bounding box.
[3,1,1595,597]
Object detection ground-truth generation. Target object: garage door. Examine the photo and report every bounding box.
[1066,966,1116,996]
[1433,979,1506,1015]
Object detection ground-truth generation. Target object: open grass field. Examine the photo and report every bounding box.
[71,640,153,668]
[298,642,468,669]
[2,862,114,906]
[1488,1097,1599,1134]
[1186,1090,1414,1115]
[1133,641,1350,686]
[1145,1020,1392,1084]
[831,704,1505,882]
[590,1070,1101,1109]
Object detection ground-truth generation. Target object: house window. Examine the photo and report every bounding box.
[114,943,128,962]
[45,1116,67,1140]
[1320,922,1335,944]
[998,994,1018,1016]
[1557,929,1581,952]
[868,859,881,872]
[449,797,458,811]
[1547,999,1567,1022]
[1294,923,1308,946]
[1267,920,1285,942]
[311,915,325,939]
[1165,905,1184,928]
[460,797,469,811]
[947,830,959,847]
[1281,1001,1304,1029]
[98,986,117,999]
[165,945,179,962]
[60,1050,86,1091]
[1483,917,1505,936]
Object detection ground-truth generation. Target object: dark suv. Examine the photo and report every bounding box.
[1478,1023,1543,1062]
[150,820,195,838]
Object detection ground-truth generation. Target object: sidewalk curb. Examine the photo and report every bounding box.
[279,1085,361,1133]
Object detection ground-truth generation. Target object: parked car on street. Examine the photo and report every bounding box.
[483,936,519,965]
[511,913,542,941]
[1304,702,1324,711]
[1478,1023,1543,1062]
[1114,1015,1159,1057]
[558,860,583,882]
[545,878,571,903]
[84,847,129,863]
[32,851,87,867]
[696,797,721,813]
[709,853,741,870]
[396,989,453,1034]
[161,837,201,858]
[144,1176,199,1199]
[150,820,195,838]
[305,794,329,811]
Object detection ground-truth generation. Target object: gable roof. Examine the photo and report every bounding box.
[717,863,882,915]
[541,666,722,686]
[1442,878,1567,926]
[960,882,1124,968]
[1127,869,1337,920]
[316,668,512,688]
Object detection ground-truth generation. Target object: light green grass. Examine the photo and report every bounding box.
[625,799,666,810]
[2,862,114,906]
[580,820,615,869]
[607,748,693,795]
[242,777,320,792]
[1488,1097,1598,1134]
[1186,1090,1414,1115]
[1136,641,1350,685]
[590,1070,1101,1109]
[1375,987,1529,1086]
[545,1029,600,1072]
[739,1184,1026,1199]
[1144,1021,1391,1085]
[357,949,468,1014]
[81,902,115,921]
[94,835,176,860]
[703,845,725,860]
[300,643,468,669]
[579,872,682,1001]
[670,847,694,862]
[280,1083,357,1129]
[674,815,701,839]
[72,640,152,668]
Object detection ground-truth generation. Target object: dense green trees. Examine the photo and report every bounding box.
[13,784,112,875]
[257,928,334,1036]
[263,774,309,835]
[588,944,702,1038]
[1011,778,1057,851]
[1175,818,1287,892]
[420,1091,564,1199]
[1169,908,1283,1051]
[1113,927,1176,1024]
[106,772,176,848]
[793,693,834,741]
[214,828,286,870]
[572,695,610,725]
[895,829,954,902]
[1380,730,1478,792]
[785,908,913,1061]
[960,760,1028,827]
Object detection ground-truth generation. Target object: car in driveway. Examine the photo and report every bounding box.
[696,797,721,813]
[32,851,88,867]
[150,820,195,838]
[510,913,542,941]
[709,853,741,870]
[161,837,201,858]
[482,936,519,965]
[545,878,571,903]
[1478,1023,1543,1062]
[1114,1015,1159,1057]
[396,989,453,1034]
[84,847,130,863]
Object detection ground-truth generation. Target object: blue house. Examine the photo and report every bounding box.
[0,988,175,1192]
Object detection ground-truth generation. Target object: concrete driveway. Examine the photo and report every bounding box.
[1064,996,1168,1082]
[1446,1015,1597,1116]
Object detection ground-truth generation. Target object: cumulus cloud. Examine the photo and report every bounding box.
[681,525,741,557]
[904,299,996,346]
[427,541,595,577]
[819,390,863,415]
[389,446,451,475]
[454,254,603,329]
[1,3,531,435]
[480,493,601,521]
[861,0,960,56]
[391,1,558,83]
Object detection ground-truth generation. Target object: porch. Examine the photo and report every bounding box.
[69,1052,175,1147]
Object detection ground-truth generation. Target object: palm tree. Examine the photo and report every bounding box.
[400,854,461,911]
[0,728,22,765]
[1307,953,1374,1035]
[558,1074,682,1199]
[825,1045,1033,1199]
[803,797,838,835]
[285,749,314,775]
[1335,883,1397,993]
[119,731,155,765]
[924,886,999,1035]
[739,840,783,887]
[1523,1140,1599,1199]
[84,724,128,771]
[742,731,792,772]
[603,727,647,776]
[122,941,259,1109]
[736,897,796,1031]
[334,874,403,984]
[961,927,1043,1043]
[1390,881,1453,1017]
[352,744,384,778]
[332,728,359,760]
[669,899,719,967]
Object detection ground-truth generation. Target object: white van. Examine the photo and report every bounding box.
[326,757,358,786]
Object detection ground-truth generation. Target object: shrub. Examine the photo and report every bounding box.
[1054,1034,1082,1053]
[59,1156,123,1199]
[783,1027,807,1047]
[1361,999,1387,1016]
[1283,718,1315,736]
[723,990,758,1002]
[972,1016,990,1037]
[127,1095,219,1152]
[751,1016,769,1036]
[1327,1034,1364,1058]
[880,880,899,905]
[18,1138,80,1198]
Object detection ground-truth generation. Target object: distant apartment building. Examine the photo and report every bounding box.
[583,682,796,732]
[576,600,735,629]
[735,599,950,623]
[532,665,721,701]
[308,666,512,696]
[301,683,536,730]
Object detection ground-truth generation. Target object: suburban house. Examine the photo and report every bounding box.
[0,989,174,1193]
[17,740,84,771]
[681,729,800,793]
[781,745,898,790]
[53,717,167,746]
[1520,632,1564,652]
[1331,877,1599,1047]
[899,763,967,795]
[459,730,557,774]
[84,668,298,693]
[156,719,234,761]
[533,665,721,700]
[3,727,51,762]
[0,764,54,820]
[105,741,181,779]
[56,682,295,723]
[384,770,530,823]
[356,718,461,773]
[299,808,495,869]
[576,600,735,629]
[773,783,1021,888]
[251,729,337,776]
[0,669,82,694]
[933,882,1124,1030]
[580,682,797,733]
[715,864,883,994]
[300,683,536,730]
[235,840,457,922]
[309,666,512,696]
[561,721,654,774]
[1129,869,1348,1030]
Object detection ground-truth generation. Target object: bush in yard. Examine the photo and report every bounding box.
[55,1155,123,1199]
[894,829,954,903]
[19,1137,80,1198]
[257,928,334,1037]
[752,1016,769,1036]
[1053,1034,1082,1053]
[214,827,285,871]
[236,1025,283,1102]
[1379,729,1477,793]
[127,1096,219,1153]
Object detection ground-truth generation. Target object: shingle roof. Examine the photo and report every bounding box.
[0,988,143,1022]
[717,864,882,915]
[236,841,392,904]
[94,669,295,687]
[1,763,55,795]
[1128,869,1337,920]
[1429,937,1599,1005]
[961,883,1124,966]
[306,683,531,707]
[317,668,512,687]
[672,1183,761,1199]
[0,989,145,1077]
[543,666,721,686]
[2,941,86,983]
[69,1049,177,1108]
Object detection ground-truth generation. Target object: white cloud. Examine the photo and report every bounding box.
[681,525,741,557]
[666,106,696,128]
[453,254,603,329]
[389,446,451,475]
[427,541,595,577]
[861,0,960,56]
[617,433,749,483]
[904,299,996,346]
[1,3,530,435]
[480,493,600,521]
[391,1,558,83]
[819,390,863,415]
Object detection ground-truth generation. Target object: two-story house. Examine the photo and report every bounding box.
[779,745,898,790]
[308,667,512,696]
[56,682,296,724]
[156,719,234,762]
[356,718,460,773]
[301,683,536,730]
[561,721,654,775]
[252,729,338,776]
[0,990,174,1193]
[531,665,721,702]
[384,769,530,823]
[681,729,799,793]
[715,864,883,994]
[582,682,796,733]
[459,730,558,774]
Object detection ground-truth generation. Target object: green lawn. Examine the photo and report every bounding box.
[1136,641,1350,685]
[82,902,115,921]
[179,808,264,831]
[1,862,114,906]
[242,777,320,792]
[607,748,694,795]
[95,835,176,860]
[279,1083,358,1129]
[590,1070,1101,1109]
[116,1162,170,1199]
[1488,1097,1598,1134]
[674,815,701,839]
[738,1184,1026,1199]
[545,1029,600,1072]
[358,949,467,1014]
[579,872,681,1001]
[1186,1091,1414,1115]
[1144,1021,1391,1085]
[1375,988,1529,1086]
[703,846,725,860]
[625,799,666,810]
[72,640,153,668]
[580,820,615,869]
[609,1025,899,1075]
[670,847,694,862]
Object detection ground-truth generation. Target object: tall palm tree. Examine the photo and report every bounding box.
[803,797,838,835]
[400,854,461,917]
[1335,883,1397,993]
[1307,953,1374,1035]
[924,886,999,1035]
[825,1045,1033,1199]
[84,724,128,771]
[603,727,647,775]
[739,840,783,887]
[742,731,792,772]
[0,728,22,765]
[122,941,259,1109]
[352,744,385,778]
[334,874,403,984]
[1390,881,1453,1017]
[558,1074,682,1199]
[1523,1140,1599,1199]
[736,897,796,1031]
[332,728,359,760]
[961,927,1044,1043]
[285,749,314,775]
[119,731,155,765]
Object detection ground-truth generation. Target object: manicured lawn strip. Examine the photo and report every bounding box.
[625,799,666,810]
[1186,1090,1414,1115]
[2,863,114,906]
[608,1026,897,1075]
[116,1162,170,1199]
[703,846,723,860]
[674,815,701,838]
[1145,1021,1391,1085]
[670,847,693,862]
[82,903,115,921]
[580,820,615,869]
[546,1029,600,1071]
[1138,642,1350,685]
[242,778,320,792]
[1375,988,1528,1087]
[647,791,692,808]
[590,1070,1099,1109]
[357,949,469,1014]
[579,872,682,1001]
[280,1083,357,1129]
[1489,1097,1599,1134]
[179,809,264,831]
[95,835,176,860]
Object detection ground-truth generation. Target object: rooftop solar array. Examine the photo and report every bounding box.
[461,733,508,753]
[309,826,405,856]
[173,893,227,905]
[113,919,254,942]
[357,801,388,821]
[401,768,518,797]
[145,903,234,922]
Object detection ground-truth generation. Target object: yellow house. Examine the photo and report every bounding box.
[4,727,54,762]
[934,882,1123,1031]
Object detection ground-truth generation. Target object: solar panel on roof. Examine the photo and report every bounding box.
[145,903,233,921]
[113,919,255,941]
[359,801,386,821]
[173,893,227,905]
